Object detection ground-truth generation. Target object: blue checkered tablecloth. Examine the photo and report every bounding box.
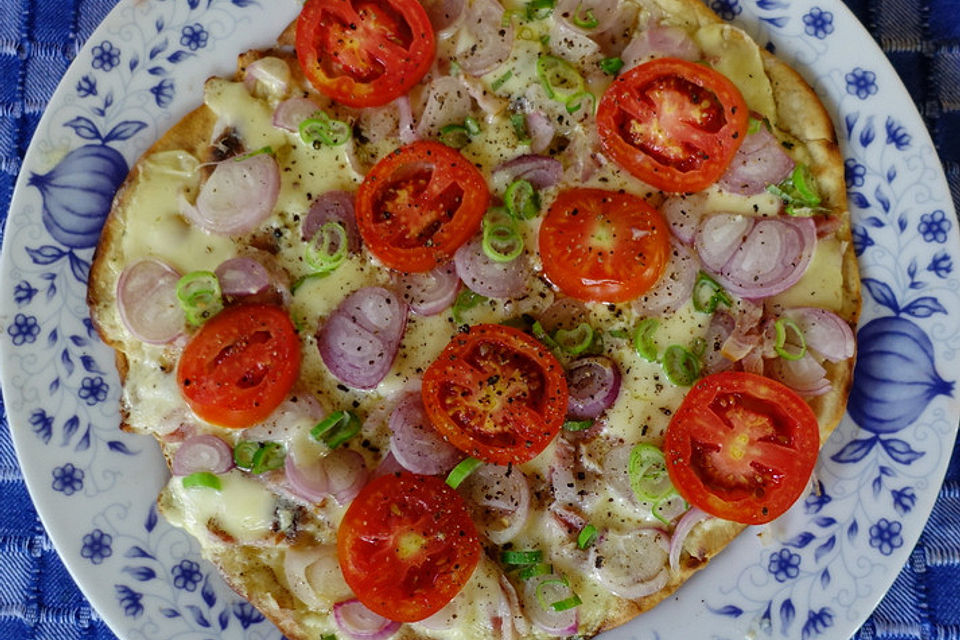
[1,1,958,639]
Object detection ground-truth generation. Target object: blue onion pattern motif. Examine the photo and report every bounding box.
[845,68,878,99]
[78,376,109,405]
[918,210,952,243]
[7,313,40,345]
[927,251,953,278]
[847,317,953,434]
[27,144,128,249]
[91,41,121,71]
[81,529,113,564]
[802,7,834,38]
[710,0,742,20]
[180,23,209,50]
[868,518,904,555]
[52,463,85,495]
[844,158,866,188]
[768,549,802,582]
[172,559,204,591]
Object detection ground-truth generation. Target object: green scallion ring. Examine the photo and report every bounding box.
[532,320,560,350]
[492,70,514,91]
[250,441,285,474]
[551,594,583,612]
[176,270,223,326]
[692,271,732,313]
[652,491,687,525]
[182,471,222,491]
[599,56,624,75]
[439,124,472,148]
[633,317,660,362]
[536,55,585,102]
[564,90,595,115]
[571,2,599,27]
[534,575,573,610]
[525,0,555,19]
[662,344,701,387]
[311,410,361,448]
[510,113,531,143]
[299,114,351,147]
[452,289,488,323]
[563,419,594,431]
[501,549,543,565]
[446,457,483,489]
[504,179,540,220]
[554,322,594,355]
[234,145,274,162]
[774,317,807,361]
[577,524,598,549]
[305,221,349,273]
[519,562,554,580]
[233,440,260,470]
[482,222,524,263]
[628,443,672,502]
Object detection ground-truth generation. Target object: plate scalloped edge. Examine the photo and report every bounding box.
[1,0,957,639]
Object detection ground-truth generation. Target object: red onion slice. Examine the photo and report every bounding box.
[458,0,515,76]
[454,235,530,299]
[284,545,352,610]
[116,258,184,344]
[396,95,419,144]
[556,0,620,33]
[566,356,621,420]
[215,256,271,298]
[718,126,795,195]
[182,154,280,236]
[334,599,401,640]
[767,352,832,396]
[697,215,817,298]
[326,449,370,505]
[301,190,360,254]
[522,573,579,636]
[780,307,855,363]
[416,76,474,139]
[601,443,635,502]
[458,463,532,544]
[388,394,462,475]
[621,24,701,69]
[273,97,321,132]
[318,287,408,390]
[492,154,563,190]
[243,56,291,99]
[422,0,467,32]
[396,261,461,316]
[285,448,330,503]
[660,193,707,245]
[669,507,710,574]
[631,240,698,316]
[171,434,234,476]
[590,529,670,599]
[525,111,555,154]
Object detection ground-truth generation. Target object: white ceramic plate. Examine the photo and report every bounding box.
[2,0,958,639]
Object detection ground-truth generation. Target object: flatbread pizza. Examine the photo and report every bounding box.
[87,0,861,638]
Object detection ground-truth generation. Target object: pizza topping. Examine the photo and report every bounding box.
[116,258,184,344]
[180,153,280,236]
[318,287,408,390]
[620,24,701,69]
[695,214,817,298]
[416,75,476,139]
[556,0,619,34]
[717,124,795,196]
[454,233,531,299]
[171,434,235,476]
[667,506,710,574]
[421,0,467,33]
[457,462,531,543]
[284,544,353,610]
[388,392,464,475]
[176,271,224,326]
[659,193,706,245]
[177,304,301,429]
[302,191,361,253]
[493,154,564,190]
[243,56,292,100]
[285,446,369,504]
[766,353,831,397]
[522,573,579,635]
[566,355,621,419]
[589,529,669,599]
[776,307,856,363]
[396,261,461,315]
[458,0,515,76]
[214,257,273,301]
[631,239,699,316]
[767,164,824,216]
[273,97,322,132]
[334,598,403,639]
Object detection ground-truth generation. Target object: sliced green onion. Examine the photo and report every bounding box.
[291,271,331,294]
[501,549,543,565]
[633,317,659,362]
[492,70,514,91]
[299,112,351,147]
[446,457,483,489]
[176,270,223,326]
[501,8,523,26]
[536,55,585,102]
[554,322,594,355]
[628,443,672,502]
[251,441,285,474]
[577,524,598,549]
[311,411,361,448]
[482,222,524,263]
[774,317,807,361]
[182,471,222,491]
[551,594,582,612]
[439,123,472,148]
[532,320,560,350]
[452,289,488,323]
[652,491,687,525]
[320,634,337,640]
[692,271,732,313]
[519,562,553,580]
[525,0,555,19]
[599,56,624,75]
[450,60,461,76]
[564,90,595,115]
[662,344,700,386]
[510,112,531,144]
[607,328,630,340]
[563,419,594,431]
[464,116,482,136]
[504,179,540,219]
[571,1,599,28]
[234,145,273,162]
[767,163,822,216]
[233,440,260,470]
[747,116,763,135]
[305,221,348,273]
[690,336,707,358]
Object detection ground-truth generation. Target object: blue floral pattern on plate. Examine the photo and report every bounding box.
[0,0,957,639]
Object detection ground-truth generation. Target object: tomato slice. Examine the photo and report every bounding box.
[295,0,435,108]
[597,57,749,193]
[356,141,490,272]
[422,324,568,465]
[663,371,821,524]
[338,472,481,622]
[539,188,670,303]
[177,305,300,429]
